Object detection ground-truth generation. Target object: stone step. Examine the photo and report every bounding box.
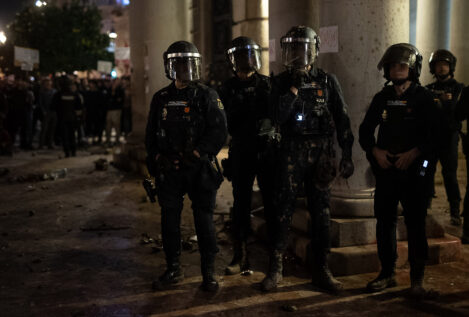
[290,209,445,247]
[251,215,462,276]
[291,232,462,276]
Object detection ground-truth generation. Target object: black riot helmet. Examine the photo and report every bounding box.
[163,41,202,82]
[429,49,456,77]
[377,43,422,82]
[226,36,262,73]
[280,26,320,70]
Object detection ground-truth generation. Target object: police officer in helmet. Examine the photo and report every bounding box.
[426,49,464,225]
[145,41,228,292]
[262,26,354,293]
[359,43,439,298]
[219,36,274,276]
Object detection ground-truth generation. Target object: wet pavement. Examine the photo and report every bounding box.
[0,147,468,316]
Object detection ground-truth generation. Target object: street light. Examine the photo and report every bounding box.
[35,0,47,7]
[0,31,6,45]
[109,28,117,39]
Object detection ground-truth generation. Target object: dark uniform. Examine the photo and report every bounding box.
[262,26,354,293]
[51,79,83,157]
[426,49,465,225]
[455,86,469,243]
[359,43,439,295]
[145,41,227,292]
[218,36,275,275]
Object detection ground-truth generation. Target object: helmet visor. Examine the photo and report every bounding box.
[227,46,261,72]
[167,56,202,81]
[282,42,316,69]
[378,46,418,70]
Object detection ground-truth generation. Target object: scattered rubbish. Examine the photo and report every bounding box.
[8,169,67,183]
[43,168,68,180]
[28,210,35,217]
[240,270,254,276]
[189,235,198,243]
[140,233,155,245]
[94,158,109,171]
[80,223,130,232]
[27,185,36,192]
[281,305,298,312]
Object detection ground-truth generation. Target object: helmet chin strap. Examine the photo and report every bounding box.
[436,73,450,81]
[391,78,409,86]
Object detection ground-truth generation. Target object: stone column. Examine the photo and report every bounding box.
[115,0,192,173]
[415,0,451,85]
[232,0,269,75]
[318,0,409,217]
[268,0,320,75]
[449,0,469,85]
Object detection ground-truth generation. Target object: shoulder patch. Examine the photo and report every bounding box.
[217,98,224,110]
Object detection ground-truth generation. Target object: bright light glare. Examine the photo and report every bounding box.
[0,31,6,44]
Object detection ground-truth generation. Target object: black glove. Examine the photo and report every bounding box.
[339,157,354,179]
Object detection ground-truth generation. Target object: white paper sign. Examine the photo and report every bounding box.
[269,39,276,62]
[115,47,130,60]
[97,60,113,74]
[319,26,339,53]
[14,46,40,68]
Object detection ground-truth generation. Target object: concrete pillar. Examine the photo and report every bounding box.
[115,0,192,174]
[128,0,192,140]
[268,0,320,75]
[318,0,409,216]
[232,0,269,75]
[450,0,469,85]
[192,0,213,79]
[415,0,451,85]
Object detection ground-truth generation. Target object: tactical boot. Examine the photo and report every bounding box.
[225,241,250,275]
[366,271,397,292]
[201,255,219,292]
[153,261,184,290]
[311,263,343,293]
[450,205,462,226]
[409,270,439,300]
[462,212,469,244]
[261,251,283,291]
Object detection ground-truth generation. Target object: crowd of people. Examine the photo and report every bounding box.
[0,75,132,156]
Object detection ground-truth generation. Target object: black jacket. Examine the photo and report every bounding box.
[271,67,354,156]
[145,81,228,165]
[218,72,271,141]
[359,83,439,166]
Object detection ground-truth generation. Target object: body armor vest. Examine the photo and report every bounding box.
[156,87,205,154]
[287,71,334,136]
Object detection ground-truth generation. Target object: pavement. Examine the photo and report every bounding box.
[0,146,468,316]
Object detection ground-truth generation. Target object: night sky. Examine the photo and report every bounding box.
[0,0,29,29]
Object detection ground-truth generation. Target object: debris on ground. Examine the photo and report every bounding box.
[94,158,109,171]
[140,233,155,245]
[80,223,130,232]
[7,168,68,183]
[281,305,298,312]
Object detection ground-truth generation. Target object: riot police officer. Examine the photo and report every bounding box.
[426,49,465,225]
[359,44,439,298]
[455,86,469,244]
[262,26,354,293]
[145,41,228,292]
[218,37,274,275]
